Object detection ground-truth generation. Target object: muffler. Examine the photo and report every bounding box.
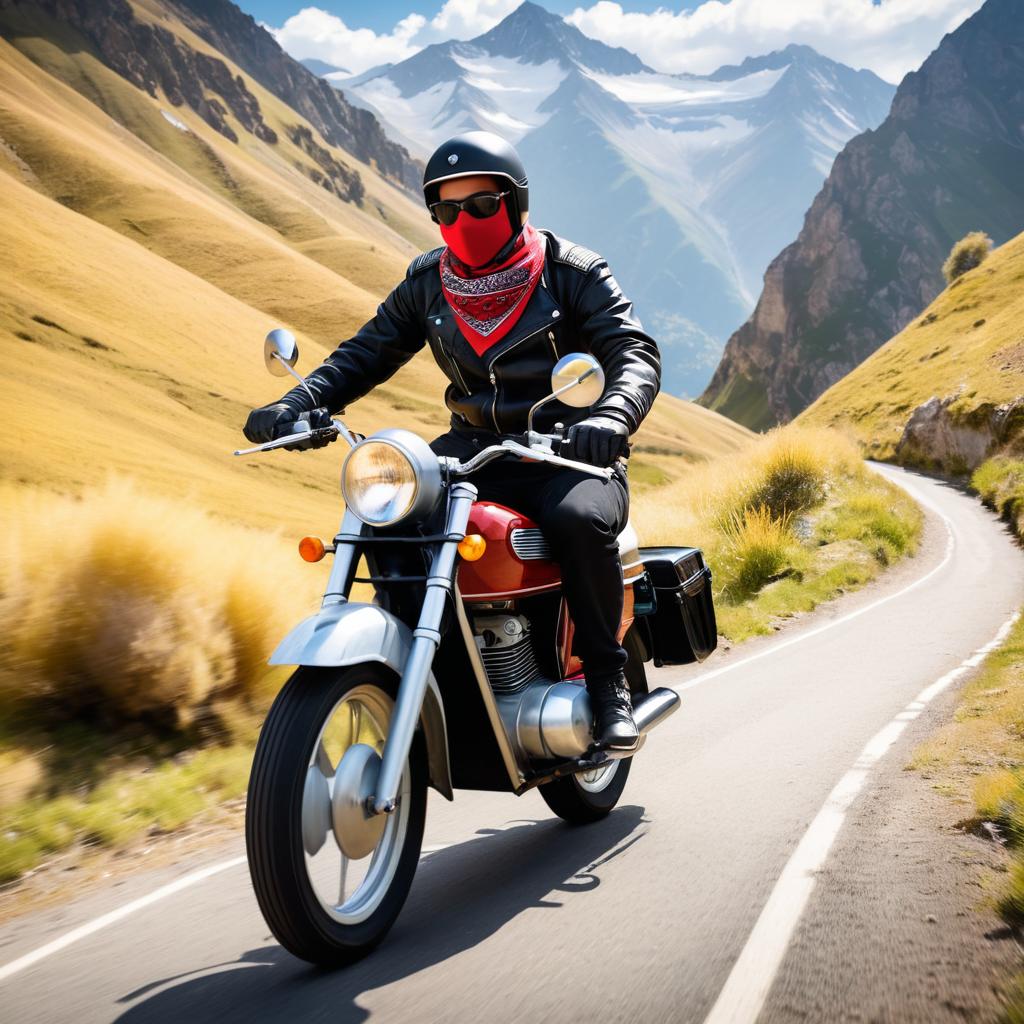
[632,687,680,734]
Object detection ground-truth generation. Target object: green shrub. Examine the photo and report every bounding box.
[819,487,921,564]
[971,457,1024,514]
[718,505,801,599]
[942,231,993,284]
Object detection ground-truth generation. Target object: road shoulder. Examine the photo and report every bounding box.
[763,678,1021,1023]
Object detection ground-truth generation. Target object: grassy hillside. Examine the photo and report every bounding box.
[800,229,1024,464]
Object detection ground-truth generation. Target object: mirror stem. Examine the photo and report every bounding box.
[273,352,318,407]
[526,367,597,435]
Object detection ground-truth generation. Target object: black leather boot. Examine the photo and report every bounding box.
[588,672,640,751]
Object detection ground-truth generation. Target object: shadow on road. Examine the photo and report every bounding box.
[114,806,647,1023]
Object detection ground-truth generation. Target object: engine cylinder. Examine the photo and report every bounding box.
[515,681,593,759]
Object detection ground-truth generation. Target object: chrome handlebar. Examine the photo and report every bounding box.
[234,424,613,479]
[444,439,613,479]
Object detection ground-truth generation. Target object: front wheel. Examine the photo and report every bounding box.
[246,665,427,965]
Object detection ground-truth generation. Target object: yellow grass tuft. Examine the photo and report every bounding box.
[717,505,801,599]
[0,478,321,726]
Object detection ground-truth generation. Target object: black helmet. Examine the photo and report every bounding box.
[423,131,529,227]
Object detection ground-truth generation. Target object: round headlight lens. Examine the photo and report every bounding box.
[341,440,419,526]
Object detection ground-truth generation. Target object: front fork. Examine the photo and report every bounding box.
[371,481,477,814]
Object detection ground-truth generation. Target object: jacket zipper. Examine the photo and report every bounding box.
[437,329,470,395]
[487,322,554,432]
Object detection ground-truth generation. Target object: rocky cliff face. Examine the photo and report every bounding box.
[700,0,1024,429]
[896,395,1024,473]
[168,0,421,192]
[0,0,420,198]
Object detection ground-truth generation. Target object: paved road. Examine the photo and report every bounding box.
[1,466,1022,1024]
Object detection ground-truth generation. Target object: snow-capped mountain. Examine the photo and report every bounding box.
[324,1,895,396]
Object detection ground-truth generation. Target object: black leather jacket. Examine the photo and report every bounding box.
[288,230,661,436]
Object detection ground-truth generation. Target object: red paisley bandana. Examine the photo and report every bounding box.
[439,224,546,356]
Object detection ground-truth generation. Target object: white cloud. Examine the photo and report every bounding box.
[424,0,522,40]
[565,0,984,84]
[269,0,520,75]
[269,7,426,71]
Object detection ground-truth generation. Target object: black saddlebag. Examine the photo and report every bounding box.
[637,547,717,666]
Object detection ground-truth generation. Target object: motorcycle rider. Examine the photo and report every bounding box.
[244,131,661,751]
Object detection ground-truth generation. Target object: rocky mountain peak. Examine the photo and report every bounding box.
[473,1,650,74]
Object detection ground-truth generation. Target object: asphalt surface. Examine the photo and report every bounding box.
[1,465,1022,1024]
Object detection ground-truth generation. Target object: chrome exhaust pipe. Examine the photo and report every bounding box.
[633,687,680,734]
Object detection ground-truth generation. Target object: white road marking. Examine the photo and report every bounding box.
[702,609,1021,1024]
[0,857,246,984]
[675,473,956,694]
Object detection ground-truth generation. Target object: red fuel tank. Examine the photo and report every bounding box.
[458,502,561,600]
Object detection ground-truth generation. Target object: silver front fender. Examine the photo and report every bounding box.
[270,602,453,800]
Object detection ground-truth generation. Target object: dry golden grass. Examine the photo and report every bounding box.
[634,425,858,549]
[0,478,322,724]
[800,229,1024,459]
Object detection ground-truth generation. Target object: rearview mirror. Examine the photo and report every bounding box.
[264,328,299,377]
[550,353,604,408]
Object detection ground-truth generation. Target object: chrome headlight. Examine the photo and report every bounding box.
[341,429,442,527]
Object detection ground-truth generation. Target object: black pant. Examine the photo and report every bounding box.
[432,430,630,683]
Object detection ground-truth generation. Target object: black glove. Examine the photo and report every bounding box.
[243,403,336,449]
[565,416,630,467]
[245,402,296,443]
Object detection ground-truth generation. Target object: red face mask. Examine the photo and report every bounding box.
[439,202,514,269]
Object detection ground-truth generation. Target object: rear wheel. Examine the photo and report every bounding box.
[246,665,427,965]
[539,624,647,824]
[539,755,632,824]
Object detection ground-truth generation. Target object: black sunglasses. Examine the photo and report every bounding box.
[429,190,510,226]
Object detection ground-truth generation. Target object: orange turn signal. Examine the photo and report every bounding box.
[457,534,487,561]
[298,536,326,563]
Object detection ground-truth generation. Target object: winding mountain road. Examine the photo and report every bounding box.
[1,465,1022,1024]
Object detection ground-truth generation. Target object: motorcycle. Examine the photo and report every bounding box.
[239,328,718,965]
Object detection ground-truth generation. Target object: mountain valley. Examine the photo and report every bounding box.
[327,1,894,397]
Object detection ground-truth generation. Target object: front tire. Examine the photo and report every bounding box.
[246,665,427,966]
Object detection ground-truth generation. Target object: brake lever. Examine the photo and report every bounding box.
[233,423,338,456]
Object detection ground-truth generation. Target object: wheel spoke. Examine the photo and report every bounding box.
[315,740,333,779]
[351,700,362,746]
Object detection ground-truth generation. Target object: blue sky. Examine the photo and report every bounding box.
[238,1,696,34]
[245,1,983,82]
